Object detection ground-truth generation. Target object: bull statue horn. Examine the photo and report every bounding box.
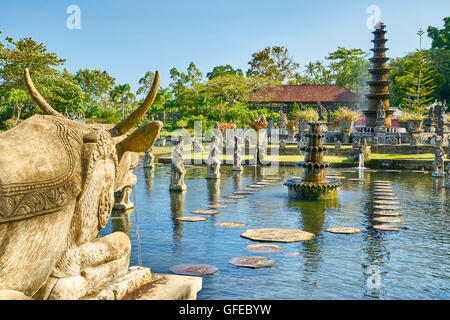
[110,71,160,137]
[115,120,163,160]
[24,68,64,117]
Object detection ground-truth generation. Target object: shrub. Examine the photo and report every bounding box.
[176,119,188,128]
[333,107,361,122]
[396,112,425,122]
[296,108,319,122]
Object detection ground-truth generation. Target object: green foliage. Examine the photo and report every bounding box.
[206,65,243,80]
[326,47,370,94]
[136,71,155,97]
[427,17,450,50]
[75,69,115,105]
[247,46,299,82]
[396,111,425,122]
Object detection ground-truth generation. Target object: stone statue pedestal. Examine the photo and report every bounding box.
[232,165,243,172]
[114,186,134,210]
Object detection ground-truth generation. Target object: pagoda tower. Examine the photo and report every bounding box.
[364,22,394,128]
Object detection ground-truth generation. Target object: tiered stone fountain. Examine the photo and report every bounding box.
[284,122,342,200]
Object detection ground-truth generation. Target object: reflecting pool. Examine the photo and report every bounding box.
[100,164,450,300]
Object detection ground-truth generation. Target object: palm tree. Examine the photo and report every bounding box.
[110,84,133,120]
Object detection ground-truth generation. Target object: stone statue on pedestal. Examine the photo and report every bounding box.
[143,147,155,169]
[232,136,243,171]
[170,136,187,191]
[432,137,446,177]
[207,136,221,179]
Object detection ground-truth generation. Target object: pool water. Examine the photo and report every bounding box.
[100,164,449,300]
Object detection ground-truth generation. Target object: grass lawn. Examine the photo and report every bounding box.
[369,153,443,160]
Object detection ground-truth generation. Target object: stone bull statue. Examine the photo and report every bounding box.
[0,68,163,300]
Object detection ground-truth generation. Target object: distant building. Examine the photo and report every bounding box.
[247,85,363,112]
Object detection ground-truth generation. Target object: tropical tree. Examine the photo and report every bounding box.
[75,69,115,105]
[206,64,243,80]
[247,46,300,82]
[5,88,29,123]
[427,17,450,50]
[389,50,438,114]
[326,47,370,94]
[136,71,156,97]
[110,84,135,119]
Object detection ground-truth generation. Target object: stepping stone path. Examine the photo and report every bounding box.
[374,186,393,190]
[170,264,219,276]
[326,176,346,179]
[373,200,400,205]
[208,204,228,209]
[177,216,208,222]
[191,209,220,215]
[215,222,247,228]
[242,188,258,192]
[373,224,405,231]
[226,195,247,199]
[241,228,315,243]
[248,185,265,188]
[348,178,366,181]
[374,211,404,216]
[374,205,402,210]
[373,216,405,223]
[256,182,270,185]
[325,227,361,234]
[374,197,399,200]
[229,257,274,269]
[245,244,283,253]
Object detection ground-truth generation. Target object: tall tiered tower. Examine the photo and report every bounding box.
[364,22,394,128]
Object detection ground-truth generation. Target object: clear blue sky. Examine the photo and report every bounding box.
[0,0,449,91]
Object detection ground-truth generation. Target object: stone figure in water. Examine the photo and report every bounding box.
[170,136,187,191]
[206,136,221,179]
[0,68,162,300]
[143,147,155,169]
[192,137,205,153]
[432,137,446,177]
[233,136,243,171]
[334,139,342,149]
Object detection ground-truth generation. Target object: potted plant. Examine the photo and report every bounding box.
[333,107,361,133]
[287,119,298,140]
[296,108,319,131]
[397,112,425,133]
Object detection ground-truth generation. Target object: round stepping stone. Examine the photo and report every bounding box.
[373,200,400,205]
[374,205,402,210]
[374,180,391,183]
[374,197,399,200]
[245,244,283,253]
[374,186,393,190]
[373,217,406,223]
[374,190,394,193]
[373,224,405,231]
[242,188,258,192]
[215,221,246,228]
[229,257,274,269]
[374,192,396,196]
[241,228,315,243]
[208,204,228,209]
[348,178,366,181]
[325,227,361,234]
[226,195,247,199]
[191,209,220,215]
[263,178,282,181]
[248,185,265,188]
[256,182,270,185]
[233,191,254,195]
[177,216,208,222]
[342,170,355,173]
[216,199,238,203]
[286,251,301,256]
[170,264,218,276]
[373,211,404,216]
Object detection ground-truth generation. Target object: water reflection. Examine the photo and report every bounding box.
[232,171,242,190]
[111,209,132,234]
[144,167,155,193]
[170,191,186,242]
[207,178,221,203]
